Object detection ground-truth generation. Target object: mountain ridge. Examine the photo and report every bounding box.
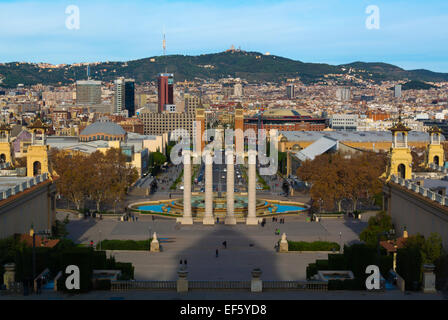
[1,51,447,88]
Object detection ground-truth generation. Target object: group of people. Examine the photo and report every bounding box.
[84,211,102,220]
[215,241,228,257]
[272,217,285,224]
[120,214,138,222]
[260,216,286,228]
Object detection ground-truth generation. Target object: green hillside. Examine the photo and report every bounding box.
[1,51,447,88]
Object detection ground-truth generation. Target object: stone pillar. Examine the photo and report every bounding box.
[181,150,193,225]
[3,263,15,290]
[225,150,236,225]
[246,150,258,225]
[286,152,292,177]
[251,268,262,293]
[422,264,436,293]
[177,269,189,293]
[150,232,160,252]
[203,150,214,225]
[279,233,288,253]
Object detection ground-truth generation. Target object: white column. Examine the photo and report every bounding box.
[225,149,236,225]
[181,150,193,225]
[246,150,258,225]
[203,149,214,225]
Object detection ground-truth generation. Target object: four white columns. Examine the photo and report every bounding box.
[203,149,215,225]
[181,150,193,225]
[225,150,236,225]
[246,149,258,225]
[181,148,258,225]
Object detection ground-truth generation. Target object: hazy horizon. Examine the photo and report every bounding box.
[0,0,447,72]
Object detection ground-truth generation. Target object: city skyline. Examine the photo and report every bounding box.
[0,0,447,72]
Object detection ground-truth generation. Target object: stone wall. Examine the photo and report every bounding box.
[383,181,448,249]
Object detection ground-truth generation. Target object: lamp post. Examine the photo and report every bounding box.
[376,229,395,265]
[148,227,152,251]
[339,232,342,253]
[31,228,50,293]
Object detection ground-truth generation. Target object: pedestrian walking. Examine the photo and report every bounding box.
[216,249,219,257]
[184,260,187,267]
[222,241,227,249]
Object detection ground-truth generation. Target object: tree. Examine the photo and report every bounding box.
[50,148,138,212]
[297,151,387,212]
[359,211,393,247]
[405,233,444,264]
[51,150,89,210]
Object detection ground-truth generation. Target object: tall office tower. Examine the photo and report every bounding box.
[336,87,351,102]
[222,83,235,98]
[76,80,102,104]
[114,78,135,117]
[286,84,295,99]
[185,94,201,113]
[234,83,243,98]
[394,84,402,98]
[158,73,174,113]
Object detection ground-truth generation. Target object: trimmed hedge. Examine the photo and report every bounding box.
[328,278,364,290]
[397,247,422,291]
[306,243,393,291]
[97,239,152,251]
[288,241,340,251]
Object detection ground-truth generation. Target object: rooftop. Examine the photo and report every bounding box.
[279,131,439,143]
[80,120,126,137]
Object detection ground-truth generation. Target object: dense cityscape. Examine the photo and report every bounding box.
[0,0,447,311]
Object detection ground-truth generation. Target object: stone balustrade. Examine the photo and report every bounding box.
[391,175,448,207]
[0,173,49,201]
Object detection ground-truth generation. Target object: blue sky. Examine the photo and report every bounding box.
[0,0,447,72]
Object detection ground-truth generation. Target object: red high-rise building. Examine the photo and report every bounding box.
[157,73,174,113]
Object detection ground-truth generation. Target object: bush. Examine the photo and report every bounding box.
[359,211,393,247]
[435,254,448,290]
[397,247,422,291]
[97,239,151,251]
[328,278,364,290]
[115,262,134,280]
[287,241,340,251]
[306,243,390,288]
[306,263,318,279]
[93,279,111,290]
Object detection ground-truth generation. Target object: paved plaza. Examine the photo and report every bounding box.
[64,213,373,281]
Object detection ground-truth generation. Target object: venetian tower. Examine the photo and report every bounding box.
[0,121,14,164]
[26,116,50,177]
[425,126,444,167]
[385,114,413,180]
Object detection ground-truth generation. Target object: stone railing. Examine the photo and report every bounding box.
[188,281,251,290]
[428,162,448,174]
[110,279,328,292]
[111,280,176,291]
[390,175,448,206]
[0,162,11,170]
[0,173,49,201]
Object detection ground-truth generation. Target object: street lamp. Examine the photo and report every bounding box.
[339,232,342,253]
[376,229,396,265]
[30,227,50,293]
[148,227,152,251]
